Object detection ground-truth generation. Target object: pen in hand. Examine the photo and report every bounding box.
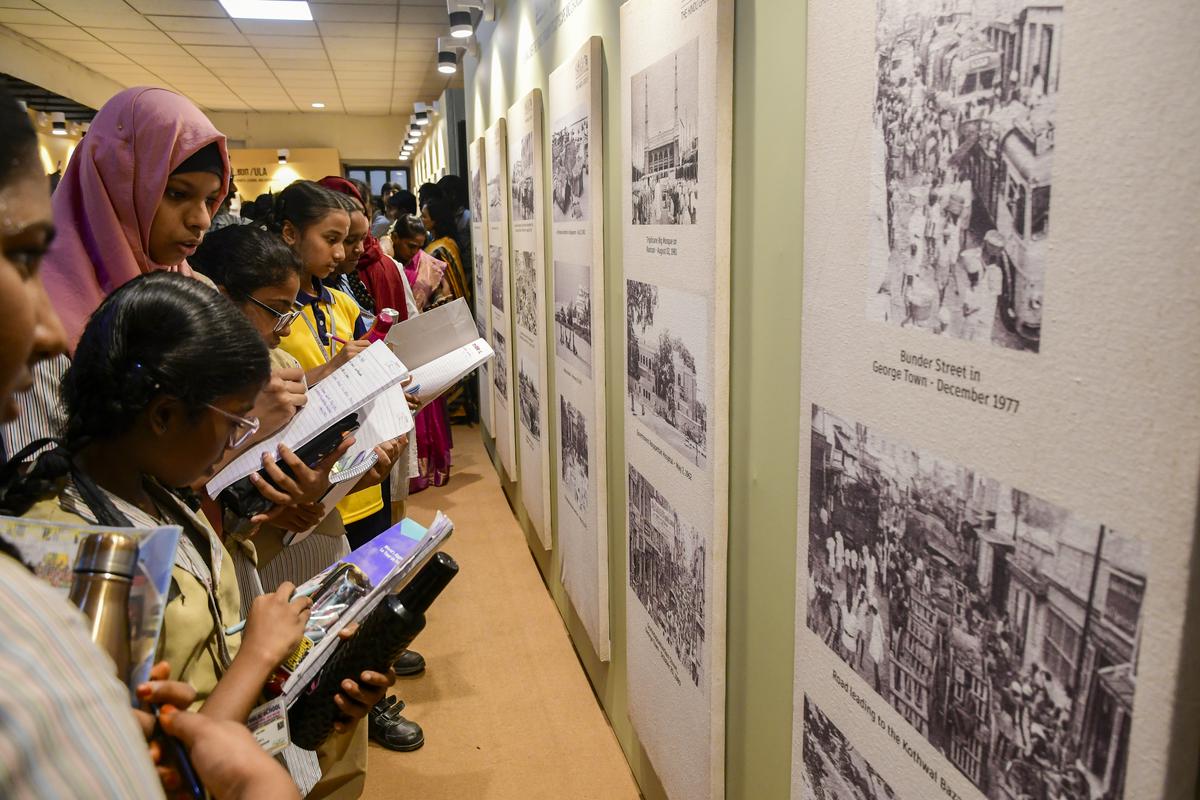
[224,582,320,636]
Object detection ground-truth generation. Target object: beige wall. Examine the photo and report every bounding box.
[226,148,342,201]
[207,112,410,164]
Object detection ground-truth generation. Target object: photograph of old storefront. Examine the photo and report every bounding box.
[628,464,706,686]
[805,405,1144,800]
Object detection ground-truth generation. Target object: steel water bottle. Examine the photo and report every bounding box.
[68,532,138,682]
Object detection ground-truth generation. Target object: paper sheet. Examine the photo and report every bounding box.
[284,383,415,546]
[385,299,494,410]
[206,341,408,496]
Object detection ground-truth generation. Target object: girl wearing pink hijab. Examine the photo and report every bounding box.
[6,86,231,455]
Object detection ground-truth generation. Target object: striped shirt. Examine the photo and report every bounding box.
[2,355,68,460]
[0,554,164,798]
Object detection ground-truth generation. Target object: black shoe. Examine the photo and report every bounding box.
[368,696,424,751]
[391,649,426,676]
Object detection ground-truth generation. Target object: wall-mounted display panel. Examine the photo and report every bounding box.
[508,89,553,547]
[485,119,518,479]
[620,0,734,796]
[468,137,495,436]
[550,35,610,661]
[794,2,1200,799]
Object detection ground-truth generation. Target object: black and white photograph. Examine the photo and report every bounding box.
[628,463,705,687]
[473,249,485,336]
[630,37,700,226]
[470,163,483,222]
[511,131,535,222]
[487,173,501,217]
[805,404,1144,800]
[626,279,709,468]
[491,329,508,399]
[517,357,540,440]
[554,259,592,375]
[552,107,590,223]
[868,1,1061,354]
[559,395,589,518]
[800,696,897,800]
[490,245,505,312]
[514,249,539,335]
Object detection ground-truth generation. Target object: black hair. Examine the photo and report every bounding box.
[0,88,39,187]
[422,195,456,238]
[333,190,363,215]
[391,214,427,241]
[263,180,347,235]
[417,182,442,208]
[62,272,270,445]
[191,225,301,298]
[436,174,466,209]
[387,190,417,216]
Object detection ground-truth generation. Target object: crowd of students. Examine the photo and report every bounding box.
[0,84,473,798]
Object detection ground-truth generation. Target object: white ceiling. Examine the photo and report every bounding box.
[0,0,462,114]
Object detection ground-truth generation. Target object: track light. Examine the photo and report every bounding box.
[449,10,472,38]
[438,50,458,74]
[51,111,67,136]
[277,148,289,164]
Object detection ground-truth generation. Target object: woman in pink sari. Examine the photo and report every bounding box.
[391,215,454,492]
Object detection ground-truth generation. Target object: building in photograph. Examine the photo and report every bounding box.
[628,328,707,454]
[628,466,706,686]
[807,406,1142,800]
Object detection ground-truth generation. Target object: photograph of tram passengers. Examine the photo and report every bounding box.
[805,405,1144,800]
[867,1,1062,354]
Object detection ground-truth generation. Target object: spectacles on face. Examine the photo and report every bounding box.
[205,404,260,449]
[238,292,302,334]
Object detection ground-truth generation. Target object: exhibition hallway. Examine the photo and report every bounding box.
[363,427,639,800]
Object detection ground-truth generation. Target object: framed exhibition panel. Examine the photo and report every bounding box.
[620,0,734,797]
[794,2,1200,800]
[507,88,553,547]
[485,119,518,480]
[468,137,494,435]
[550,35,611,662]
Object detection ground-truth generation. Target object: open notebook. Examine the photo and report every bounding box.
[206,341,410,497]
[385,298,494,411]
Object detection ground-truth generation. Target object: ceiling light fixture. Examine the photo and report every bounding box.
[277,148,289,164]
[311,102,325,108]
[449,10,472,38]
[437,50,458,74]
[50,112,66,136]
[218,0,312,21]
[415,110,430,126]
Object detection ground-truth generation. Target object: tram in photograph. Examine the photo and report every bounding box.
[958,107,1052,347]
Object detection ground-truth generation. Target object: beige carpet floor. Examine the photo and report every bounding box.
[361,425,640,800]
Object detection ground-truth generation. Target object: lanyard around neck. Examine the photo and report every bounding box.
[299,297,338,363]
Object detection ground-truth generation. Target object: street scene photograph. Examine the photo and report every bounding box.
[559,395,589,518]
[470,163,483,222]
[552,107,590,222]
[867,0,1061,353]
[805,404,1144,800]
[487,171,501,217]
[514,249,538,335]
[491,329,508,399]
[517,357,541,440]
[800,696,897,800]
[490,245,505,312]
[554,259,593,375]
[628,463,706,687]
[511,131,535,222]
[630,37,700,226]
[626,279,709,469]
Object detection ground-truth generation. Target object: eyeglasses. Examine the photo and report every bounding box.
[205,404,260,449]
[238,292,303,334]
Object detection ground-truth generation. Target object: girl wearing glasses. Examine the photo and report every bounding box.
[2,273,390,756]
